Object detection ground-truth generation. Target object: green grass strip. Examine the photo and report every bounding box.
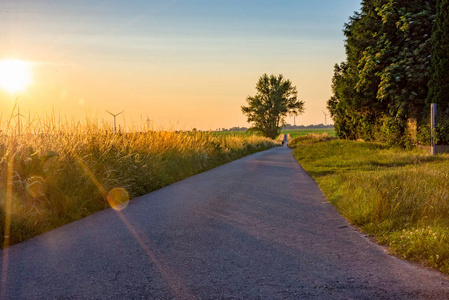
[292,138,449,274]
[281,128,336,138]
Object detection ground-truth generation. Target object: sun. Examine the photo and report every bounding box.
[0,60,32,93]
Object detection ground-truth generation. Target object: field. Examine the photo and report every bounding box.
[290,135,449,274]
[210,128,336,139]
[280,128,335,138]
[0,120,278,248]
[210,130,253,136]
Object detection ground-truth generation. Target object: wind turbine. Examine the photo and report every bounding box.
[14,106,24,135]
[106,110,124,133]
[322,110,329,126]
[146,117,151,131]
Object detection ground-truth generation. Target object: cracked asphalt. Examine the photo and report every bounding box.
[1,147,449,299]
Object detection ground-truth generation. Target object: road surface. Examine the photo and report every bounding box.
[1,147,449,299]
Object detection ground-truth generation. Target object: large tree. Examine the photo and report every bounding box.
[328,0,436,142]
[427,0,449,111]
[242,74,304,139]
[426,0,449,143]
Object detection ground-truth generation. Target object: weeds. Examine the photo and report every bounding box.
[387,226,449,273]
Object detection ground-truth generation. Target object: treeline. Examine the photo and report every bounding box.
[217,124,333,132]
[282,124,334,130]
[328,0,449,145]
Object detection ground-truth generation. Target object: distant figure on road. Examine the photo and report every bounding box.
[282,134,288,147]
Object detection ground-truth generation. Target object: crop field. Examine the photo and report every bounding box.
[290,134,449,274]
[0,119,278,248]
[280,128,335,138]
[210,130,252,136]
[211,128,336,139]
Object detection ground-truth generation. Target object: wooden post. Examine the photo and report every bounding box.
[431,103,437,155]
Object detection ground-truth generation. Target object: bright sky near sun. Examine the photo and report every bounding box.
[0,0,361,130]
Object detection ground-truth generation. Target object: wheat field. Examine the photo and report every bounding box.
[0,115,278,247]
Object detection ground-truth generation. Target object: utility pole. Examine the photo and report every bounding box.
[106,110,124,133]
[431,103,437,155]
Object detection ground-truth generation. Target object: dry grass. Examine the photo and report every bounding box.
[0,116,277,247]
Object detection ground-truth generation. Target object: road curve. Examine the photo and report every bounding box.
[1,147,449,299]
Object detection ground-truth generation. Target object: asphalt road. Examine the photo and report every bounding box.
[1,147,449,299]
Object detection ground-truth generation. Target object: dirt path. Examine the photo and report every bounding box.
[1,147,449,299]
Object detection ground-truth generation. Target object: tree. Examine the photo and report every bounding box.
[328,0,436,143]
[427,0,449,111]
[242,74,304,139]
[327,1,386,140]
[426,0,449,144]
[375,0,435,122]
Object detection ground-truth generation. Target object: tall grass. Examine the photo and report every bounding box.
[291,137,449,273]
[0,117,278,247]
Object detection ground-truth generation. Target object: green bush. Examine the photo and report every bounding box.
[417,109,449,145]
[372,116,412,147]
[436,109,449,144]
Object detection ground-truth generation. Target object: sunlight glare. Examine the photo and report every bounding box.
[0,60,31,93]
[107,187,130,211]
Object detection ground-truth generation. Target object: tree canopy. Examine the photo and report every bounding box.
[242,74,304,139]
[328,0,439,144]
[427,0,449,111]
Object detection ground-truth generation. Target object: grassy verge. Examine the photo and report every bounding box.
[0,123,277,247]
[290,134,449,274]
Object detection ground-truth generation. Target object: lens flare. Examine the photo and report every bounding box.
[107,187,129,211]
